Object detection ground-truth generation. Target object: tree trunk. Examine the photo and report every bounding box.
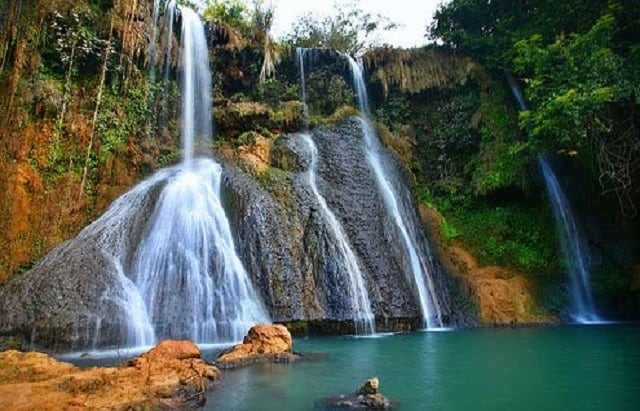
[79,18,115,199]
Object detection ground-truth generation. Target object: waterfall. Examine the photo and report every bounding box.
[342,54,444,329]
[179,6,212,165]
[538,158,600,323]
[91,4,269,347]
[131,158,269,343]
[295,48,311,130]
[296,48,375,334]
[506,73,601,323]
[300,134,375,334]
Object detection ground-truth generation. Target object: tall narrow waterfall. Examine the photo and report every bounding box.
[538,159,600,322]
[179,7,212,164]
[296,48,375,334]
[296,48,311,130]
[507,74,600,323]
[343,54,444,329]
[91,4,269,347]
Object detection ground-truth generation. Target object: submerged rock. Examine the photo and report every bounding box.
[319,376,393,409]
[215,324,298,369]
[0,340,220,410]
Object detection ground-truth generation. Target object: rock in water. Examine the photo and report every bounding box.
[0,340,221,410]
[319,376,392,409]
[357,376,379,395]
[215,324,298,368]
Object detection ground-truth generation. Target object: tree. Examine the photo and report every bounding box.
[283,0,395,56]
[429,0,640,214]
[429,0,609,69]
[202,0,250,32]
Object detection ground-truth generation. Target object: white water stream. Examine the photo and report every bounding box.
[343,54,444,329]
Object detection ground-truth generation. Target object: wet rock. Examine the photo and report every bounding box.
[0,340,221,410]
[215,324,298,369]
[0,117,459,353]
[319,376,393,409]
[223,117,452,328]
[0,177,165,351]
[357,376,379,395]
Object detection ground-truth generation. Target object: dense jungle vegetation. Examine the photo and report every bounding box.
[0,0,638,319]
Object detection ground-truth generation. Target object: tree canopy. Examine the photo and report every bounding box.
[283,0,395,56]
[429,0,640,214]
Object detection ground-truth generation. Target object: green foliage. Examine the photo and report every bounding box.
[43,5,109,77]
[448,202,561,273]
[441,217,460,240]
[97,83,152,161]
[203,0,250,31]
[283,0,396,55]
[430,0,610,69]
[258,77,299,106]
[513,14,623,150]
[307,69,353,117]
[408,87,480,198]
[430,0,640,213]
[470,85,531,195]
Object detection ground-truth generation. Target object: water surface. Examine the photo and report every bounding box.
[206,325,640,410]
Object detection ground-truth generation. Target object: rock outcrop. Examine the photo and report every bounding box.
[216,324,297,369]
[0,173,166,351]
[0,340,220,410]
[0,118,459,351]
[420,206,554,325]
[224,117,458,331]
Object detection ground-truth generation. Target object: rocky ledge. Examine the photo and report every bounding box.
[215,324,298,369]
[0,340,221,410]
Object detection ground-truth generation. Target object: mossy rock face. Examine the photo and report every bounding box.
[270,135,309,173]
[279,318,422,336]
[271,101,305,131]
[214,99,304,141]
[215,101,273,139]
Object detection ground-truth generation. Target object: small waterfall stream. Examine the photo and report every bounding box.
[300,134,375,334]
[538,158,600,322]
[507,74,601,323]
[296,48,375,334]
[342,54,444,329]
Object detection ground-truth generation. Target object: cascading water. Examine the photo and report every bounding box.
[506,74,601,323]
[342,54,444,329]
[296,48,375,334]
[95,4,270,347]
[179,6,212,164]
[300,134,376,334]
[538,158,600,323]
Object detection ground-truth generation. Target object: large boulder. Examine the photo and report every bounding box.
[0,340,220,410]
[215,324,296,368]
[0,173,165,351]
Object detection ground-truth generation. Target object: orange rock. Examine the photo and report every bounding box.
[420,205,555,325]
[0,340,220,410]
[216,324,294,367]
[134,339,201,362]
